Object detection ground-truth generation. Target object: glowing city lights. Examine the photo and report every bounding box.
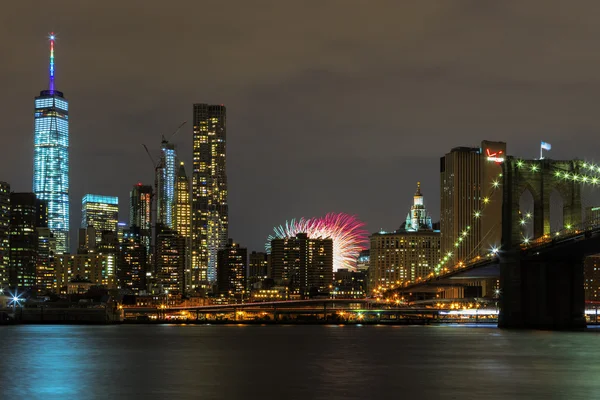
[266,213,368,271]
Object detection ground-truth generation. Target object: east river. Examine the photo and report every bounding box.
[1,324,600,399]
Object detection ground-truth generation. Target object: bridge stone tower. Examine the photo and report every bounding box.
[503,158,582,246]
[499,157,585,329]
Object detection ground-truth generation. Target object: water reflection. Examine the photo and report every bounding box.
[0,325,599,399]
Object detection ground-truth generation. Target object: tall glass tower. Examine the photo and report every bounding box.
[157,140,177,229]
[33,34,70,254]
[192,104,228,289]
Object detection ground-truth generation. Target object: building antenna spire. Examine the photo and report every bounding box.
[49,33,56,92]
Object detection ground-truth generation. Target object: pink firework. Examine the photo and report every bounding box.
[266,213,368,271]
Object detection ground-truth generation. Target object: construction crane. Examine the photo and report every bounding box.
[141,121,188,275]
[162,121,187,143]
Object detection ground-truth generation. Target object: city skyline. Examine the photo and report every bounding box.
[4,2,600,253]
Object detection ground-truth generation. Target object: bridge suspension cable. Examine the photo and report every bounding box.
[435,170,503,275]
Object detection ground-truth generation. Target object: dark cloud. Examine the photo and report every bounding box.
[2,0,600,251]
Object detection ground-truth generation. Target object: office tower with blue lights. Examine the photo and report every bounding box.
[33,34,70,254]
[81,194,119,244]
[192,104,228,290]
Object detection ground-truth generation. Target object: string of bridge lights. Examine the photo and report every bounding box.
[434,173,503,276]
[431,158,600,279]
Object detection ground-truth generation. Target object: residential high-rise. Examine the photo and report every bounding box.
[173,162,191,239]
[33,34,70,254]
[192,104,228,289]
[270,233,333,297]
[36,227,55,292]
[0,181,9,286]
[156,227,185,295]
[248,251,269,287]
[129,183,152,259]
[81,194,119,244]
[157,140,177,229]
[440,141,505,267]
[119,227,147,294]
[369,183,441,292]
[173,162,192,292]
[217,239,247,298]
[9,193,48,289]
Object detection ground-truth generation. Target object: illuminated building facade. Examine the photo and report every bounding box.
[9,193,48,289]
[333,269,367,298]
[54,253,117,290]
[130,184,152,259]
[404,182,432,231]
[586,206,600,224]
[81,194,119,244]
[584,255,600,301]
[157,141,177,229]
[369,183,440,291]
[217,239,247,297]
[174,162,191,239]
[173,162,191,291]
[156,227,185,295]
[270,233,333,297]
[119,227,147,294]
[0,181,9,286]
[440,141,505,265]
[192,103,228,289]
[36,227,55,291]
[33,34,70,254]
[248,251,269,287]
[369,231,440,291]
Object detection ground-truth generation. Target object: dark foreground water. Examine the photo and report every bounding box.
[1,324,600,400]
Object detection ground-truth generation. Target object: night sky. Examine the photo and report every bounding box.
[3,1,600,252]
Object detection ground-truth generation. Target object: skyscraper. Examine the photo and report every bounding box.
[81,194,119,244]
[174,162,191,240]
[156,227,185,295]
[129,183,152,258]
[157,140,177,229]
[0,181,9,286]
[33,34,70,254]
[119,227,147,294]
[173,162,191,292]
[36,227,55,292]
[9,193,48,289]
[192,104,228,289]
[440,141,505,266]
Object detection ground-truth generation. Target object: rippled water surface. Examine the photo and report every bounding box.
[1,324,599,399]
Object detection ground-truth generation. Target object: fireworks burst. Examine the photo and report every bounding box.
[266,213,368,271]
